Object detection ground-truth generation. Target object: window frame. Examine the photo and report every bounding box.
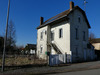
[51,31,54,41]
[59,28,63,38]
[78,16,81,23]
[75,28,78,40]
[40,46,43,53]
[40,31,43,40]
[83,31,86,41]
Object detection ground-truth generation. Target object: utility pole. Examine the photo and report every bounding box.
[84,0,88,12]
[2,0,10,72]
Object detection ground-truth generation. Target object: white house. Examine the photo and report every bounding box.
[37,1,96,62]
[91,38,100,50]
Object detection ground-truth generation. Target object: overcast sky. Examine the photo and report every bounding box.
[0,0,100,46]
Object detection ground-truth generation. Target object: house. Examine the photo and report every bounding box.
[25,44,36,55]
[90,38,100,59]
[91,38,100,50]
[37,1,96,62]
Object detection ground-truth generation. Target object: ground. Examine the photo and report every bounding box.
[0,60,100,75]
[0,55,46,71]
[49,69,100,75]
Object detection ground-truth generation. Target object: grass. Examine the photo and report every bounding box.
[0,55,47,71]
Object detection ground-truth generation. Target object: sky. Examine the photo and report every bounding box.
[0,0,100,46]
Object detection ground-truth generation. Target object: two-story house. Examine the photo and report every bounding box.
[37,1,96,62]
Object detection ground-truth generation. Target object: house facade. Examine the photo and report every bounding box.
[37,1,96,62]
[91,38,100,50]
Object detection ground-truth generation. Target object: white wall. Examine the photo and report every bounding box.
[69,9,89,62]
[51,21,71,54]
[37,26,48,59]
[92,43,100,50]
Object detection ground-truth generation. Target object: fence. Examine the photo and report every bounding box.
[49,53,72,66]
[49,54,66,66]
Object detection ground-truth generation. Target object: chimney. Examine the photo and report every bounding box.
[40,17,44,25]
[70,1,74,10]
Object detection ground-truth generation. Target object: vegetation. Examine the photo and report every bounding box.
[0,55,46,66]
[0,36,4,54]
[89,32,96,43]
[6,20,17,54]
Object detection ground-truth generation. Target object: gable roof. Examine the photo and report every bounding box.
[37,6,91,29]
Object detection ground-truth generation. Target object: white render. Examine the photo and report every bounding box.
[92,43,100,50]
[37,2,96,62]
[37,26,48,59]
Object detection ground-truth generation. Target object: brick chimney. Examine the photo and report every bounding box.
[40,17,44,25]
[70,1,74,10]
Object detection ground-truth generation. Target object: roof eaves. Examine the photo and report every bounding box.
[37,15,68,29]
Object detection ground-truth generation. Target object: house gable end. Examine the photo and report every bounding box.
[67,6,91,29]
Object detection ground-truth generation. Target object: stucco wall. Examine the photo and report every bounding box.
[69,9,89,62]
[37,26,48,59]
[51,21,70,54]
[92,43,100,50]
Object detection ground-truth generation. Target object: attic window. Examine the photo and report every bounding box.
[78,16,81,23]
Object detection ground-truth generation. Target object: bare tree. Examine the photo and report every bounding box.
[7,20,16,54]
[7,20,16,46]
[89,32,96,43]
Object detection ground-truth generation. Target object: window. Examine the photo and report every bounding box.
[40,46,43,53]
[75,28,78,39]
[83,31,85,41]
[45,31,47,35]
[78,16,81,23]
[40,32,43,39]
[59,28,63,38]
[51,31,54,41]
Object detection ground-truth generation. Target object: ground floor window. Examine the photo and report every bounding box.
[40,46,43,53]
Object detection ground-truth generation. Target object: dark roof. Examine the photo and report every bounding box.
[91,38,100,43]
[37,6,91,29]
[27,44,36,49]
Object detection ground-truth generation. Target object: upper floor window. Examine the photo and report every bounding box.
[59,28,63,38]
[40,32,43,40]
[51,31,54,41]
[83,31,86,41]
[75,28,78,39]
[78,16,81,23]
[45,30,47,35]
